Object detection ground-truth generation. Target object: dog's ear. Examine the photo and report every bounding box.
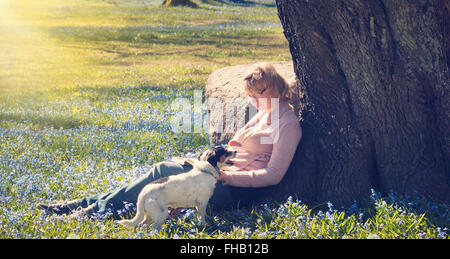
[214,146,227,157]
[204,149,219,168]
[199,149,213,161]
[198,148,220,167]
[207,155,218,168]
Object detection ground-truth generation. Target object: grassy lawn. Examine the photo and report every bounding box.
[0,0,288,94]
[0,0,448,239]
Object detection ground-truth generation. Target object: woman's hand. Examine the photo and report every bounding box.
[228,140,241,147]
[217,169,229,185]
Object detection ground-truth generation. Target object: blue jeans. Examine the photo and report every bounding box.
[74,160,235,219]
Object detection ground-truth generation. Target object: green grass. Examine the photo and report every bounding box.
[0,0,289,95]
[0,0,448,239]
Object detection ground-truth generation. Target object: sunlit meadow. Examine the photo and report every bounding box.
[0,0,448,239]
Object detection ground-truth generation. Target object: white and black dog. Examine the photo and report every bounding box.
[118,145,236,230]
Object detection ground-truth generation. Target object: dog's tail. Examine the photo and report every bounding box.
[117,197,146,228]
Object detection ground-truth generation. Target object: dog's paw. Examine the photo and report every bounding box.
[117,219,135,228]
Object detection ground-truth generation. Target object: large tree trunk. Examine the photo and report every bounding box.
[219,0,449,208]
[251,0,450,206]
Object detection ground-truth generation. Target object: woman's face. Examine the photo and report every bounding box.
[246,87,276,111]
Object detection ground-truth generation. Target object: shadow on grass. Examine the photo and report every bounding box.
[200,0,276,8]
[0,112,84,129]
[49,24,280,44]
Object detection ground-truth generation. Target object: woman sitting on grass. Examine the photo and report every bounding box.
[37,63,302,220]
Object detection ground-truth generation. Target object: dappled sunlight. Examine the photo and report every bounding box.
[0,0,92,94]
[0,0,287,95]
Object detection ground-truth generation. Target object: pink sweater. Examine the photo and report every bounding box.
[221,100,302,187]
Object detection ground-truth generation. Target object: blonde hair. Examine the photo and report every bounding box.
[244,63,292,102]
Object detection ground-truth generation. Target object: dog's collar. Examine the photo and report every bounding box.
[203,168,219,178]
[203,164,220,178]
[195,161,220,178]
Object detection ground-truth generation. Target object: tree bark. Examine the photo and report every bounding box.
[236,0,449,206]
